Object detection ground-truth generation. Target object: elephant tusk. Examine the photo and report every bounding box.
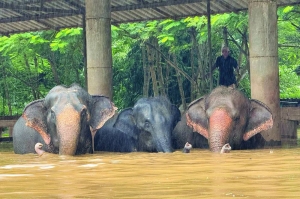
[220,143,231,154]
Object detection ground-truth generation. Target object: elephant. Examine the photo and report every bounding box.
[94,108,139,152]
[94,97,181,153]
[172,112,209,150]
[13,84,117,155]
[174,86,273,152]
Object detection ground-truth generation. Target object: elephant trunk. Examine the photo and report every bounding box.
[208,108,233,153]
[56,105,81,155]
[154,128,173,153]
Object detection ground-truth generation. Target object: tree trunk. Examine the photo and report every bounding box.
[223,27,229,47]
[49,52,60,85]
[244,31,250,79]
[23,53,37,99]
[147,38,159,96]
[173,54,187,111]
[142,45,150,97]
[33,55,40,99]
[2,65,12,115]
[237,29,250,82]
[190,28,199,101]
[156,42,166,96]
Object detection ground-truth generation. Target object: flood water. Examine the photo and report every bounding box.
[0,145,300,198]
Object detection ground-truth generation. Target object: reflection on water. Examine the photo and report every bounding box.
[0,147,300,198]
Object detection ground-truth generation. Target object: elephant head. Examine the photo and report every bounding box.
[21,84,117,155]
[186,86,273,152]
[131,97,181,153]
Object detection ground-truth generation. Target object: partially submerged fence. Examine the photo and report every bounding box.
[0,116,19,142]
[280,107,300,146]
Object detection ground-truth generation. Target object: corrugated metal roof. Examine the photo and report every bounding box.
[0,0,300,34]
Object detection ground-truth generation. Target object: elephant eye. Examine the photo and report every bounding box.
[234,116,240,121]
[50,109,56,120]
[81,110,86,117]
[144,121,151,129]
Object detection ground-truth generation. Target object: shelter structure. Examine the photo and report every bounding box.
[1,0,300,147]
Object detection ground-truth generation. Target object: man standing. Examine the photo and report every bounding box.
[212,46,239,87]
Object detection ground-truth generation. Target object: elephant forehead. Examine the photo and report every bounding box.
[133,103,152,118]
[206,100,235,116]
[206,95,249,117]
[52,100,87,117]
[46,91,86,109]
[56,104,81,125]
[207,88,248,106]
[133,102,169,118]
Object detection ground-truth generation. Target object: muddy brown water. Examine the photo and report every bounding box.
[0,145,300,198]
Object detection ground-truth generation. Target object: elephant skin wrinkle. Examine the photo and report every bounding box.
[209,108,232,152]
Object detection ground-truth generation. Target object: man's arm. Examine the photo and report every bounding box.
[212,57,219,71]
[232,57,239,75]
[212,62,217,71]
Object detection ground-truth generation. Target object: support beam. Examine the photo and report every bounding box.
[85,0,113,99]
[249,0,281,146]
[207,0,213,91]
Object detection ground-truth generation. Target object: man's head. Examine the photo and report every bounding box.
[222,46,230,59]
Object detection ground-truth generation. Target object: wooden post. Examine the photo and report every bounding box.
[280,107,300,146]
[249,0,281,146]
[82,8,87,89]
[85,0,113,99]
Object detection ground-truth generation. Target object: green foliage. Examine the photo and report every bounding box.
[279,65,300,99]
[0,28,85,115]
[277,6,300,99]
[112,42,144,109]
[1,6,300,115]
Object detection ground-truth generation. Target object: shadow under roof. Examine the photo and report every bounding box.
[0,0,300,34]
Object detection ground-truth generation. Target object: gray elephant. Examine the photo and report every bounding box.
[172,112,209,150]
[13,84,117,155]
[174,86,273,152]
[94,97,181,153]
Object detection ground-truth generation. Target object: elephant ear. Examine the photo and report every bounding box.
[171,105,181,129]
[243,99,273,141]
[114,108,138,139]
[186,97,209,139]
[22,99,51,145]
[89,95,117,131]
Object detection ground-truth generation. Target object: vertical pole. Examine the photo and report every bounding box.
[82,10,87,89]
[207,0,213,91]
[249,0,281,146]
[85,0,112,99]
